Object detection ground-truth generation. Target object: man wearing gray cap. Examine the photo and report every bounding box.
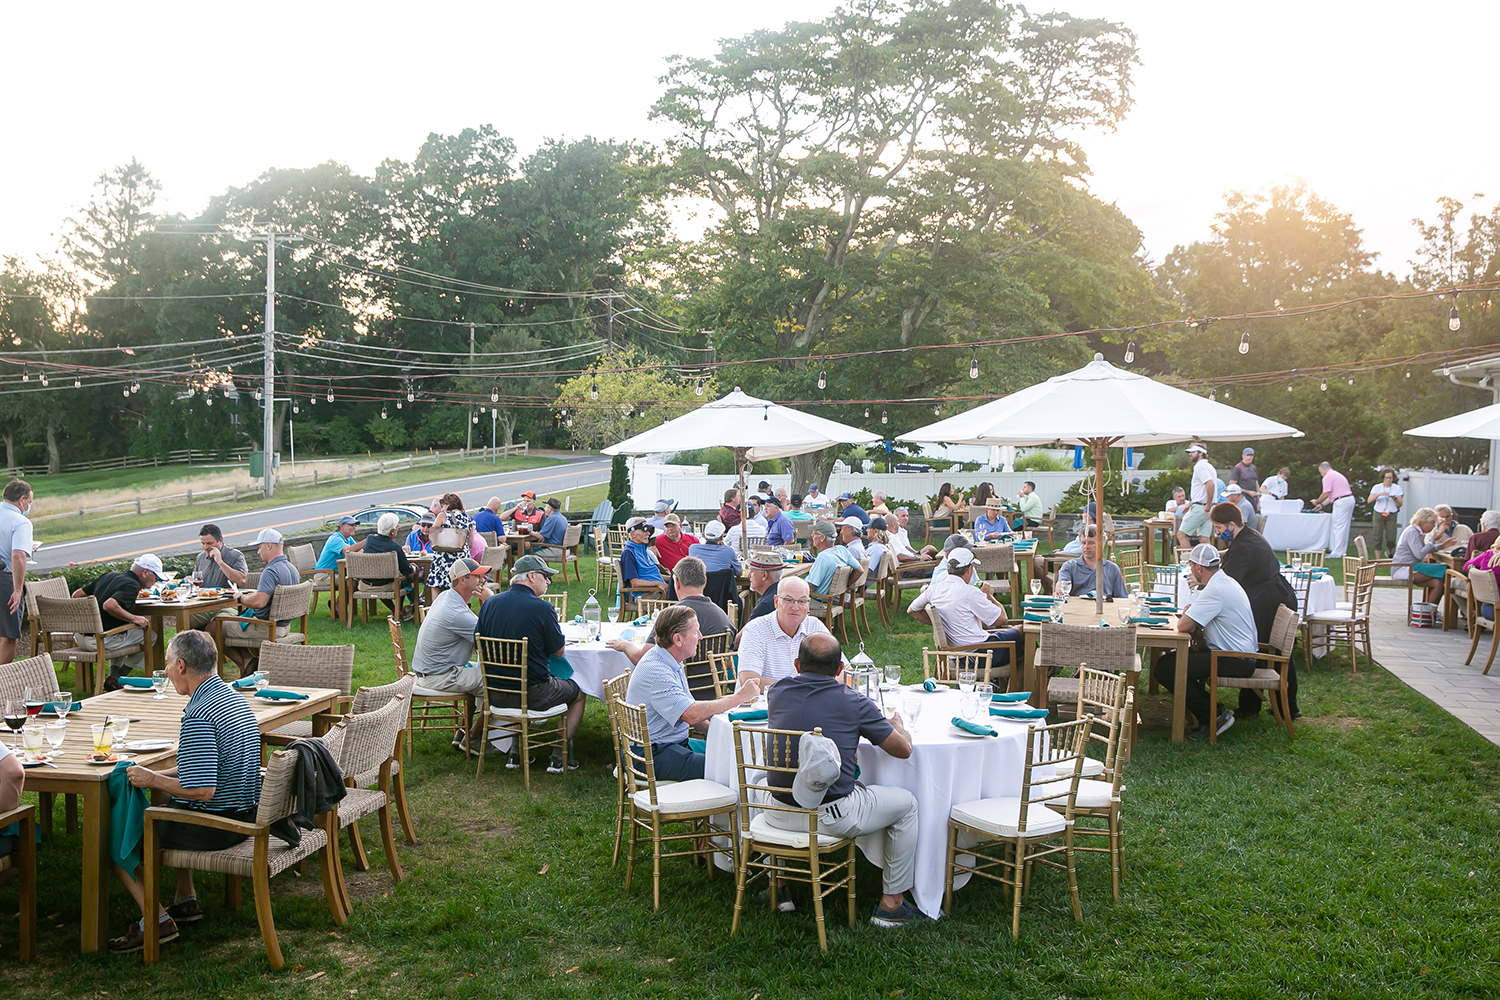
[73,553,162,689]
[1228,447,1260,512]
[1151,543,1259,741]
[805,520,859,606]
[646,499,673,533]
[220,529,300,676]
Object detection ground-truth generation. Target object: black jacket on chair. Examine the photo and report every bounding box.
[270,739,346,847]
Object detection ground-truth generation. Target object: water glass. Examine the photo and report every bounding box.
[956,665,976,692]
[152,670,169,699]
[44,721,66,752]
[54,690,72,721]
[974,682,993,703]
[255,671,271,692]
[1050,605,1065,624]
[902,696,923,725]
[607,605,620,624]
[21,724,44,756]
[884,664,902,688]
[108,715,130,742]
[1029,578,1042,597]
[960,694,981,721]
[1056,579,1072,600]
[91,723,114,756]
[1118,607,1133,625]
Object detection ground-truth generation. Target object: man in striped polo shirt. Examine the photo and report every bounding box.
[109,629,262,953]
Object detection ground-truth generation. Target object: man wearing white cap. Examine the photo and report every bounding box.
[1220,483,1255,526]
[688,520,742,576]
[1151,543,1259,741]
[220,529,300,675]
[908,547,1021,662]
[72,553,162,688]
[837,516,867,561]
[1177,443,1216,550]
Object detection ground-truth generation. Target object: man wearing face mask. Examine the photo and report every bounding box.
[1209,503,1301,720]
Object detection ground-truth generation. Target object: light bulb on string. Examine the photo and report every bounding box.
[1222,388,1230,400]
[122,386,130,397]
[396,398,402,409]
[472,412,479,425]
[1347,376,1354,386]
[590,380,598,401]
[1209,387,1216,401]
[327,385,334,402]
[881,410,888,424]
[381,404,388,419]
[565,416,573,429]
[1320,377,1327,391]
[205,394,213,407]
[969,351,979,379]
[254,387,262,401]
[309,393,316,406]
[817,369,827,390]
[1124,340,1136,364]
[1450,303,1462,332]
[933,405,940,416]
[10,336,19,347]
[1405,368,1411,378]
[292,401,299,414]
[38,373,46,387]
[131,380,139,394]
[490,383,499,403]
[20,366,28,383]
[1238,330,1250,355]
[864,407,870,418]
[695,377,704,396]
[73,377,81,389]
[407,386,415,402]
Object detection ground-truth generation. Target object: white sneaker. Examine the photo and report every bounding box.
[1215,710,1235,737]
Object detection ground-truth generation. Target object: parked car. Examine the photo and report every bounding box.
[318,503,429,532]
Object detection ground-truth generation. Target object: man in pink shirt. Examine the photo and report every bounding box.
[1312,462,1356,558]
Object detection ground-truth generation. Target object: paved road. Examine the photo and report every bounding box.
[34,456,613,569]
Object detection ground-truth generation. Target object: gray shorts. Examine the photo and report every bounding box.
[490,675,580,713]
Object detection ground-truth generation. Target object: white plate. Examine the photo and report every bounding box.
[120,685,155,693]
[123,739,174,751]
[905,682,945,693]
[20,754,54,768]
[947,724,996,739]
[83,753,136,765]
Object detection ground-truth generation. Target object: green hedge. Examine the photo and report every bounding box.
[37,554,199,593]
[1059,470,1183,516]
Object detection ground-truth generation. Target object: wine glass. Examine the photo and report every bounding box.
[3,701,24,734]
[54,690,72,722]
[607,604,620,624]
[108,714,130,743]
[1029,578,1042,597]
[23,687,42,719]
[1056,579,1072,601]
[151,670,169,699]
[960,694,981,721]
[884,663,902,688]
[1050,604,1065,624]
[44,720,66,754]
[956,664,976,693]
[974,681,993,702]
[902,696,923,726]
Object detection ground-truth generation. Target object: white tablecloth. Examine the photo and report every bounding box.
[1259,498,1305,516]
[705,687,1032,918]
[558,621,644,699]
[1285,570,1337,658]
[1262,513,1332,552]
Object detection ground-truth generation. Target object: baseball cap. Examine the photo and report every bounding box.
[758,480,773,490]
[941,533,972,553]
[254,528,283,545]
[512,554,557,577]
[337,514,357,526]
[1188,543,1221,568]
[1225,484,1243,495]
[418,514,435,526]
[750,550,785,570]
[947,548,976,570]
[625,516,652,534]
[132,553,165,577]
[868,516,888,531]
[663,512,681,525]
[1242,447,1255,455]
[810,521,837,540]
[762,495,781,508]
[791,731,842,808]
[703,520,726,540]
[654,499,671,513]
[546,497,561,510]
[838,516,865,530]
[807,483,819,491]
[837,492,853,501]
[449,556,493,582]
[519,491,535,499]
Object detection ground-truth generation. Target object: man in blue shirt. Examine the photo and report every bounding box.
[805,521,860,604]
[220,529,300,676]
[836,493,870,526]
[763,496,795,547]
[472,497,506,537]
[110,629,261,953]
[315,515,365,571]
[478,555,584,772]
[406,514,434,554]
[623,605,763,781]
[534,497,569,559]
[0,478,36,664]
[973,504,1009,543]
[688,520,742,576]
[620,517,668,597]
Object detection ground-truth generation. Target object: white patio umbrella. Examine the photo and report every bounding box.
[898,353,1302,614]
[603,387,881,554]
[1406,403,1500,509]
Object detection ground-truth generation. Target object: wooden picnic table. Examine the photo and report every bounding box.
[15,684,342,953]
[1019,596,1193,742]
[135,593,240,673]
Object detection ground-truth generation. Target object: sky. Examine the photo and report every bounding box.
[3,1,1496,276]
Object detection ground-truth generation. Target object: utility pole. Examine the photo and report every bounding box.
[465,321,476,451]
[252,224,301,498]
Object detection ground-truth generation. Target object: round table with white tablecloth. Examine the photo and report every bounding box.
[1283,569,1338,657]
[704,685,1034,918]
[557,620,645,699]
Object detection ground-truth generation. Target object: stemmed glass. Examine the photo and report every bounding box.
[974,681,993,705]
[884,664,902,689]
[44,720,66,755]
[151,671,169,699]
[956,664,976,693]
[1056,579,1072,601]
[960,694,982,721]
[108,714,130,743]
[1029,578,1042,597]
[3,701,24,734]
[23,687,43,719]
[607,603,620,624]
[54,690,72,722]
[902,696,923,726]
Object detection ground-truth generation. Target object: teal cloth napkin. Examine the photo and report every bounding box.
[728,708,767,722]
[922,678,938,692]
[548,655,574,680]
[951,716,997,737]
[1023,612,1053,622]
[631,615,651,626]
[43,701,82,714]
[119,676,153,689]
[231,675,259,690]
[688,738,706,753]
[254,689,308,701]
[107,761,149,872]
[1128,615,1169,625]
[1413,563,1446,579]
[1143,596,1173,604]
[1023,596,1058,605]
[990,706,1049,720]
[992,691,1031,702]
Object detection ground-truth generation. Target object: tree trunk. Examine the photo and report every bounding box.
[789,448,838,496]
[45,422,60,475]
[2,432,13,472]
[498,410,518,447]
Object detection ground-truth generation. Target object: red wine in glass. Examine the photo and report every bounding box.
[24,699,43,718]
[3,702,24,733]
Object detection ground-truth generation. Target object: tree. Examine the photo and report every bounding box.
[554,348,714,451]
[61,158,161,291]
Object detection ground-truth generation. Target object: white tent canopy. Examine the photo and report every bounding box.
[602,387,881,460]
[897,354,1301,448]
[1405,402,1500,441]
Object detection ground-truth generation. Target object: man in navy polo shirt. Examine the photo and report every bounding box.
[836,492,870,525]
[477,554,584,772]
[762,496,795,547]
[473,497,506,537]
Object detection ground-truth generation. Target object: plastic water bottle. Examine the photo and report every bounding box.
[583,588,602,639]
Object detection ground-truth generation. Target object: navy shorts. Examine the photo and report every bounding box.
[0,574,22,640]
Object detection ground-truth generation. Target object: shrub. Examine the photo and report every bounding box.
[1014,450,1072,472]
[1058,470,1181,516]
[43,554,199,592]
[607,455,632,523]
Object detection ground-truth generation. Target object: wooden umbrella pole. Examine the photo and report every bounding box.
[735,447,750,562]
[1090,437,1115,617]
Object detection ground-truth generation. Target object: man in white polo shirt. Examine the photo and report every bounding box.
[907,547,1020,664]
[0,478,36,664]
[736,576,844,686]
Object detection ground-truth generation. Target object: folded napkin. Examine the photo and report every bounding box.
[1127,615,1169,625]
[573,614,585,624]
[107,761,150,872]
[1023,596,1058,605]
[728,708,767,722]
[991,691,1031,702]
[631,615,651,626]
[951,716,997,737]
[254,689,309,701]
[1142,596,1173,604]
[548,655,574,680]
[43,701,82,714]
[922,678,938,692]
[1413,563,1446,579]
[1023,612,1053,622]
[231,675,259,690]
[118,676,153,689]
[990,706,1049,720]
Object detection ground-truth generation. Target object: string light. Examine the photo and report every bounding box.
[1320,377,1328,391]
[292,400,300,414]
[20,366,28,383]
[309,393,316,406]
[1347,376,1354,386]
[472,412,479,424]
[396,397,402,409]
[864,406,870,418]
[1238,330,1250,355]
[881,410,888,424]
[205,394,213,406]
[1222,389,1230,400]
[590,380,598,401]
[1124,340,1136,364]
[933,405,940,416]
[253,386,262,401]
[817,369,827,390]
[122,386,130,397]
[1405,368,1411,378]
[969,351,979,379]
[327,383,334,402]
[131,380,139,394]
[694,377,704,396]
[9,335,19,347]
[73,377,81,389]
[407,385,415,402]
[490,383,499,403]
[1209,387,1216,401]
[381,404,388,419]
[1450,301,1462,332]
[38,373,46,386]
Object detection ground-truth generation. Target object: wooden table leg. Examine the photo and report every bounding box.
[79,782,111,952]
[1010,568,1022,620]
[1171,639,1188,743]
[1023,630,1049,709]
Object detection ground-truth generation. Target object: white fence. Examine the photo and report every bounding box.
[1400,469,1493,525]
[639,470,1096,511]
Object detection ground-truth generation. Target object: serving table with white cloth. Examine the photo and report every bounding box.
[1259,498,1305,516]
[705,687,1033,918]
[1262,512,1332,552]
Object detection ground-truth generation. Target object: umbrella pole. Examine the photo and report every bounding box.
[1092,438,1109,618]
[735,447,749,562]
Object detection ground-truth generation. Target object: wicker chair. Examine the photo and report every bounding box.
[329,692,411,910]
[0,652,61,704]
[973,544,1016,601]
[1038,503,1061,548]
[142,742,346,968]
[343,552,403,626]
[214,582,314,675]
[596,560,621,615]
[812,564,852,643]
[616,697,737,910]
[348,673,418,845]
[22,575,71,659]
[389,617,472,760]
[0,803,36,961]
[475,636,566,788]
[1034,621,1141,717]
[944,716,1092,938]
[1465,568,1500,674]
[1209,603,1299,743]
[260,643,356,746]
[730,723,857,952]
[546,523,583,583]
[287,543,336,619]
[36,595,146,696]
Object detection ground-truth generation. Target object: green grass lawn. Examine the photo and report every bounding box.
[31,457,566,544]
[5,554,1498,997]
